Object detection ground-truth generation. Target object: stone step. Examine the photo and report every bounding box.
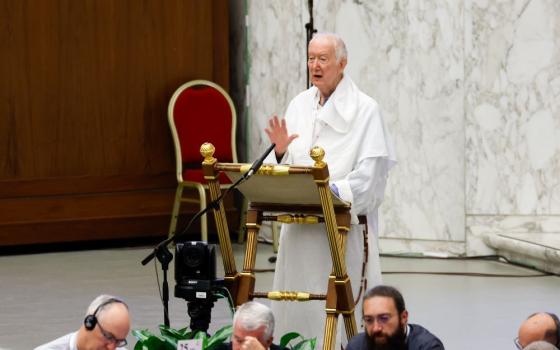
[484,233,560,275]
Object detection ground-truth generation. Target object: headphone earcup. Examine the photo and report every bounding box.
[84,314,97,331]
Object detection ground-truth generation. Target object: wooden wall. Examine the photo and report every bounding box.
[0,0,233,246]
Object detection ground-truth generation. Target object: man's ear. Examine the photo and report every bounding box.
[265,336,273,348]
[338,57,348,70]
[401,310,409,326]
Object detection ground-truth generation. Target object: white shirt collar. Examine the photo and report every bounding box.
[69,331,79,350]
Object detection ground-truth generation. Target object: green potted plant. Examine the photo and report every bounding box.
[133,326,316,350]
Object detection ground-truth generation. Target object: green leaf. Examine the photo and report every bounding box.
[193,330,209,349]
[177,326,191,337]
[207,325,233,350]
[292,338,316,350]
[135,336,167,350]
[159,334,180,350]
[280,332,303,349]
[159,324,188,339]
[132,329,153,342]
[133,340,145,350]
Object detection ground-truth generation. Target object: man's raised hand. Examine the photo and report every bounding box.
[264,115,299,159]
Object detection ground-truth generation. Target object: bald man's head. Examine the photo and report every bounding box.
[518,313,559,348]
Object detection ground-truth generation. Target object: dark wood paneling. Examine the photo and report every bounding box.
[0,0,233,246]
[0,210,240,246]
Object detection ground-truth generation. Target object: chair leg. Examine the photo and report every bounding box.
[168,184,184,238]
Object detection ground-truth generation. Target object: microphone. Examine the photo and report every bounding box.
[245,143,276,178]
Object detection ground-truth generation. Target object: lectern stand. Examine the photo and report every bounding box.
[199,142,358,350]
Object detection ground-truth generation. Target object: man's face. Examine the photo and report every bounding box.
[363,296,408,350]
[232,323,271,350]
[307,36,346,98]
[81,305,130,350]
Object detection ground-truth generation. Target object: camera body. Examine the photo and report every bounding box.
[174,241,219,301]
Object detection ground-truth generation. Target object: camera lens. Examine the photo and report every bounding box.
[183,245,204,269]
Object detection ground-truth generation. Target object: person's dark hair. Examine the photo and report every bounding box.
[363,285,406,314]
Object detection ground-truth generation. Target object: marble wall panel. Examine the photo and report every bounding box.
[246,0,306,160]
[465,0,560,216]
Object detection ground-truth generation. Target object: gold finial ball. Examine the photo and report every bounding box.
[200,142,215,158]
[310,146,325,162]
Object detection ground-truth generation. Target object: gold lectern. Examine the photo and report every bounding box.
[199,142,357,350]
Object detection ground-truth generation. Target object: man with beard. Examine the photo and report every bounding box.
[347,285,444,350]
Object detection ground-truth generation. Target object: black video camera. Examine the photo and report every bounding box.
[174,241,221,301]
[174,241,224,334]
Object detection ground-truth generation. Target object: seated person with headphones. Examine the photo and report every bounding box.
[35,294,130,350]
[516,312,560,350]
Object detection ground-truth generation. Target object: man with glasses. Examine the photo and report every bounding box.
[347,285,444,350]
[516,312,560,349]
[35,294,130,350]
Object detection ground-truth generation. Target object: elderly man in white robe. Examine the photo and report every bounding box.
[263,32,396,348]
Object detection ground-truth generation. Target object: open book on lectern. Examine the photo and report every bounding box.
[224,165,350,209]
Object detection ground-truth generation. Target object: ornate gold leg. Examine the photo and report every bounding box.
[236,210,261,306]
[343,313,358,341]
[323,312,338,350]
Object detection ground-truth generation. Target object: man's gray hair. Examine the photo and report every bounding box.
[523,341,559,350]
[310,32,348,63]
[85,294,128,321]
[233,301,274,341]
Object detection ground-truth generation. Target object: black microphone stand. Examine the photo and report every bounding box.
[155,245,173,327]
[305,0,317,88]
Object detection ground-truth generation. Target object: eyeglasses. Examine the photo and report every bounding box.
[362,314,393,326]
[97,321,127,347]
[514,337,522,350]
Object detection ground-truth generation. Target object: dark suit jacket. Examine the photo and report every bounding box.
[346,324,444,350]
[215,342,286,350]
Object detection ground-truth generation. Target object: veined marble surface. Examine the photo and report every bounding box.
[465,0,560,215]
[246,0,307,160]
[246,0,560,253]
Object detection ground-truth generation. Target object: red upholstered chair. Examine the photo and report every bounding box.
[167,80,237,241]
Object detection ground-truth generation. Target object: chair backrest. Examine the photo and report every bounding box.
[168,80,237,182]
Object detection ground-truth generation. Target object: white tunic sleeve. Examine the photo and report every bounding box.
[332,156,388,216]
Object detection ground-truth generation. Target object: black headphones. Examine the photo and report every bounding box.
[547,312,560,347]
[84,297,125,331]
